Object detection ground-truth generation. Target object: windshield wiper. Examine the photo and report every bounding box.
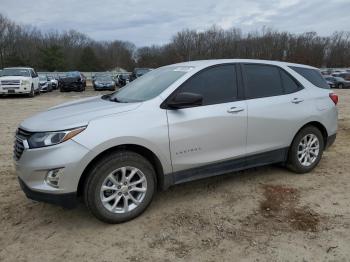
[101,94,111,100]
[110,97,126,103]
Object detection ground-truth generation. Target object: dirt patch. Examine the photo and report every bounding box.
[260,185,298,213]
[288,208,320,232]
[257,185,322,232]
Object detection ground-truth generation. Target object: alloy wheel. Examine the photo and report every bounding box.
[297,134,320,167]
[100,166,147,213]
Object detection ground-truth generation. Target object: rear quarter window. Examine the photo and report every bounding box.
[289,66,329,89]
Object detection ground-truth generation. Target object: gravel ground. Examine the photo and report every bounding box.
[0,86,349,262]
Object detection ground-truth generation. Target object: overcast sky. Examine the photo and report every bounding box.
[1,0,349,46]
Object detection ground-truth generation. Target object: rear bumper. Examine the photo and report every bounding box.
[18,177,78,208]
[326,134,336,149]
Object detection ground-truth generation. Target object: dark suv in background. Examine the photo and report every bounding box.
[59,71,85,92]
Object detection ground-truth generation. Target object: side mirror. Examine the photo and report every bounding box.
[167,92,203,109]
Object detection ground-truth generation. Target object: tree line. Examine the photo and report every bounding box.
[0,14,349,72]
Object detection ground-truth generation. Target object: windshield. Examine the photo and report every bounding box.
[65,72,80,78]
[39,75,47,81]
[119,74,129,80]
[2,68,30,77]
[109,66,192,102]
[96,76,113,81]
[136,68,151,75]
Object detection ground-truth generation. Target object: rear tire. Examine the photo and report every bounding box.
[84,151,156,223]
[287,126,324,174]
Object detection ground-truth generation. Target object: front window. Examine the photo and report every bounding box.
[178,64,238,106]
[109,66,192,102]
[1,68,30,77]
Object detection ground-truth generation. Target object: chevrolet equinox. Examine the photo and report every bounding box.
[15,59,338,223]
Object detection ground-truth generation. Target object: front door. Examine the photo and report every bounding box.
[166,64,247,173]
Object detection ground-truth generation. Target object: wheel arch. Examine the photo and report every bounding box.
[77,144,166,197]
[292,121,328,149]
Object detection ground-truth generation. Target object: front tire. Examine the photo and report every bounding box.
[84,151,156,223]
[338,83,344,89]
[28,85,35,97]
[287,126,324,174]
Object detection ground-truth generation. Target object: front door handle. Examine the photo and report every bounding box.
[227,107,244,113]
[291,98,304,104]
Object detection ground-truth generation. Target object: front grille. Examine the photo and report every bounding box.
[14,128,31,160]
[1,80,20,85]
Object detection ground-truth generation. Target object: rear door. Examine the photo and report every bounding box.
[166,64,247,173]
[242,63,308,157]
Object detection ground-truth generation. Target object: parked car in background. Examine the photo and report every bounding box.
[81,73,87,88]
[59,71,85,92]
[39,74,53,92]
[15,59,337,223]
[93,72,111,78]
[47,75,58,89]
[0,67,40,97]
[324,75,350,89]
[325,79,336,89]
[129,68,152,81]
[116,74,130,87]
[332,72,350,81]
[93,75,116,91]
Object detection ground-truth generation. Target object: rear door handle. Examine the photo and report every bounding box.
[291,98,304,104]
[227,107,244,113]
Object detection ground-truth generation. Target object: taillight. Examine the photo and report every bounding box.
[329,93,338,105]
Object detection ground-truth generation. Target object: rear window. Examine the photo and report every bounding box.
[289,66,329,89]
[244,64,283,99]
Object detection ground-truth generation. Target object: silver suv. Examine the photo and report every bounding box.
[15,59,338,223]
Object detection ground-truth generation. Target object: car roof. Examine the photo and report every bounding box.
[3,67,33,70]
[168,59,317,70]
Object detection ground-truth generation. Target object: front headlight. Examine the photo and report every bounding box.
[21,80,30,86]
[27,126,86,148]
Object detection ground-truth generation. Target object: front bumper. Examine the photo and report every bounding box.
[94,84,115,90]
[15,139,90,197]
[0,86,30,94]
[60,83,83,91]
[40,85,49,92]
[18,177,78,208]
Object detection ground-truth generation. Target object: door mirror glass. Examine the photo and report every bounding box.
[167,92,203,109]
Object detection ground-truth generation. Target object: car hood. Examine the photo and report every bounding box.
[59,76,79,83]
[20,96,142,132]
[0,76,30,81]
